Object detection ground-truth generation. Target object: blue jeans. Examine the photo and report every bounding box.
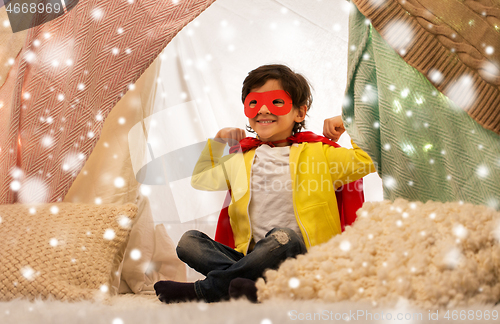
[176,227,307,302]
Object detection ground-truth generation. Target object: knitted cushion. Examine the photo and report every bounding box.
[0,203,137,301]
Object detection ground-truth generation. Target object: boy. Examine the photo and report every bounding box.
[154,64,375,303]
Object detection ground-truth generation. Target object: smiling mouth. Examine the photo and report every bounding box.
[257,120,276,124]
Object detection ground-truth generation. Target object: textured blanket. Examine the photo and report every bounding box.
[351,0,500,135]
[343,5,500,206]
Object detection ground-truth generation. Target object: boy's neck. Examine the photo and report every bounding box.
[257,137,291,147]
[270,139,291,147]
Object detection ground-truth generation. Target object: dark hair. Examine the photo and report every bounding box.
[241,64,313,135]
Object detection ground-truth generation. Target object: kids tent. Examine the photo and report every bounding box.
[0,0,499,318]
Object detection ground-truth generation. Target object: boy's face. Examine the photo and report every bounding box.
[247,79,306,145]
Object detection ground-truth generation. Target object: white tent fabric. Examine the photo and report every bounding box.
[135,0,383,281]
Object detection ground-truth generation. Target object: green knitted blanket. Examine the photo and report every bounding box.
[343,6,500,209]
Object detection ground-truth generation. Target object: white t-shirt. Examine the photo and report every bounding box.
[248,144,303,243]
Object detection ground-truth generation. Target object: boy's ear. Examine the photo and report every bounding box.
[295,105,307,122]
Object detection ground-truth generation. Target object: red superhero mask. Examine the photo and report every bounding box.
[244,90,293,118]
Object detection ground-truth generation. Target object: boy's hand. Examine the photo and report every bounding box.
[323,116,345,142]
[214,128,246,146]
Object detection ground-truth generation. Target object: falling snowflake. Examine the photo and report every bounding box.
[91,8,104,20]
[130,249,141,260]
[288,277,300,289]
[486,198,499,210]
[49,238,58,247]
[339,240,351,251]
[384,20,414,55]
[62,153,85,172]
[401,143,416,156]
[361,84,377,105]
[476,165,489,178]
[11,168,23,179]
[481,61,499,83]
[140,185,152,196]
[493,222,500,242]
[103,229,116,240]
[41,135,54,148]
[117,215,132,229]
[100,284,109,293]
[114,177,125,188]
[444,248,463,269]
[392,99,403,113]
[341,1,354,13]
[453,224,468,239]
[383,175,396,189]
[428,69,444,84]
[21,266,36,281]
[446,75,476,109]
[368,0,387,7]
[24,51,36,63]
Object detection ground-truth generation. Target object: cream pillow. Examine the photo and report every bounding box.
[0,203,137,301]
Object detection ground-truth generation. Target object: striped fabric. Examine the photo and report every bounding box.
[0,0,215,204]
[343,6,500,208]
[351,0,500,135]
